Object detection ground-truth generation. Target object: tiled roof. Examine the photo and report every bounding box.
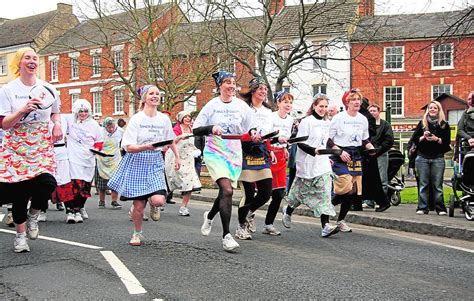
[40,3,174,54]
[352,8,474,42]
[0,11,56,48]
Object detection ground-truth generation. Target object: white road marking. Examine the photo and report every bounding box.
[0,213,4,220]
[389,232,474,253]
[0,229,103,250]
[101,251,147,295]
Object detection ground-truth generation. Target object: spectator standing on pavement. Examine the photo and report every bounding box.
[264,91,294,234]
[193,70,254,252]
[363,104,394,209]
[0,47,62,253]
[64,100,103,224]
[411,101,451,215]
[328,90,376,233]
[327,103,339,120]
[457,91,474,154]
[281,94,339,237]
[234,77,275,240]
[96,117,123,209]
[165,110,202,217]
[108,85,180,246]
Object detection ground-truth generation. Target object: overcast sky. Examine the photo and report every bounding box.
[0,0,472,19]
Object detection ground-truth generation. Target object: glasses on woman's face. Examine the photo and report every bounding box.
[79,110,89,113]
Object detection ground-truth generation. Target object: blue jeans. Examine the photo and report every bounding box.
[415,155,446,212]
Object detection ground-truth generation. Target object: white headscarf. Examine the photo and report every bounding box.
[72,99,92,122]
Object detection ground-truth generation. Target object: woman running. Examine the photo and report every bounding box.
[108,85,180,246]
[193,70,254,252]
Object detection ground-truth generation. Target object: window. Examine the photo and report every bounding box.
[312,43,328,69]
[448,109,464,124]
[432,84,452,100]
[92,55,101,76]
[275,43,290,59]
[114,89,124,114]
[148,62,163,81]
[71,58,79,79]
[384,86,404,117]
[92,91,102,116]
[50,59,58,81]
[384,46,404,71]
[283,86,290,93]
[432,43,453,69]
[114,50,123,72]
[0,56,6,75]
[217,56,235,74]
[183,95,197,112]
[71,93,80,106]
[312,84,327,96]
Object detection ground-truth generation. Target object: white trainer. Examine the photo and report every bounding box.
[222,233,240,253]
[14,233,30,253]
[149,205,161,221]
[26,211,39,240]
[262,224,281,236]
[235,224,252,240]
[201,211,213,236]
[246,213,256,233]
[129,233,144,246]
[337,220,352,233]
[178,207,190,216]
[3,212,14,227]
[37,211,47,222]
[282,206,292,229]
[79,208,89,219]
[74,212,84,223]
[321,223,339,238]
[65,212,76,224]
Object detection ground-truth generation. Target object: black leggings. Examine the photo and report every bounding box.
[0,173,56,224]
[331,194,355,222]
[207,178,234,237]
[285,206,330,228]
[238,179,272,225]
[265,188,285,225]
[65,195,87,213]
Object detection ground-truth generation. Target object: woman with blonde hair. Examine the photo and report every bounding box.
[411,100,451,215]
[108,85,180,246]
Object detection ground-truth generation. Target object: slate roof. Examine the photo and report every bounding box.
[0,10,56,48]
[40,3,174,55]
[352,8,474,42]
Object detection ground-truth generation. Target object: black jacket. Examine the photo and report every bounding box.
[412,120,451,159]
[371,119,394,156]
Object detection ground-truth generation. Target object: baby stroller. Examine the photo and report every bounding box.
[386,148,405,206]
[449,139,474,220]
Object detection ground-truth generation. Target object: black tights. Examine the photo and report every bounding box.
[65,195,87,213]
[285,206,330,228]
[265,188,285,225]
[207,178,233,237]
[331,194,354,222]
[238,179,272,225]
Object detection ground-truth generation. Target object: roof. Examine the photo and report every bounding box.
[352,8,474,42]
[41,3,174,54]
[420,93,467,110]
[0,11,56,48]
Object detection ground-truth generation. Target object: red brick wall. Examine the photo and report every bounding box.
[351,38,474,120]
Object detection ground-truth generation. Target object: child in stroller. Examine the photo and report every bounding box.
[387,148,405,206]
[449,138,474,220]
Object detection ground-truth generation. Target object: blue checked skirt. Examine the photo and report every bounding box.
[108,150,166,199]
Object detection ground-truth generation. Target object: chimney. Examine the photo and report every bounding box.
[268,0,285,16]
[56,3,73,14]
[358,0,374,17]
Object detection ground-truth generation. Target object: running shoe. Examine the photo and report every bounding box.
[178,207,190,216]
[222,233,240,253]
[3,212,14,227]
[235,224,252,240]
[246,213,256,233]
[65,212,75,224]
[129,233,144,246]
[14,233,30,253]
[321,223,339,238]
[56,202,65,211]
[149,205,161,221]
[98,200,106,209]
[26,211,39,240]
[262,224,281,236]
[80,208,89,219]
[281,206,292,229]
[201,211,213,236]
[74,212,84,223]
[110,201,122,210]
[37,211,47,222]
[337,220,352,232]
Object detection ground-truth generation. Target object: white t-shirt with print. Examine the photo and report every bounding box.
[193,96,255,134]
[269,111,294,148]
[121,111,175,151]
[329,111,369,147]
[251,105,273,135]
[295,115,332,178]
[50,114,69,161]
[0,78,60,122]
[65,114,103,167]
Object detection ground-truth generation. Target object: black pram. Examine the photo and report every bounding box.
[387,149,405,206]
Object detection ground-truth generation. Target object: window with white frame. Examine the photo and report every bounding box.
[92,91,102,115]
[148,62,163,81]
[50,58,58,81]
[114,89,124,114]
[0,56,6,75]
[312,84,327,96]
[384,46,404,71]
[432,84,452,100]
[283,86,290,93]
[184,95,197,112]
[71,58,79,79]
[432,43,453,69]
[275,43,290,59]
[384,86,404,117]
[92,55,101,76]
[113,50,123,72]
[217,56,235,74]
[312,43,328,69]
[71,93,80,106]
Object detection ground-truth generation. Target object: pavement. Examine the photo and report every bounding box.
[190,188,474,241]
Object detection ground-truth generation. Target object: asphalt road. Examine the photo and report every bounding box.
[1,197,473,300]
